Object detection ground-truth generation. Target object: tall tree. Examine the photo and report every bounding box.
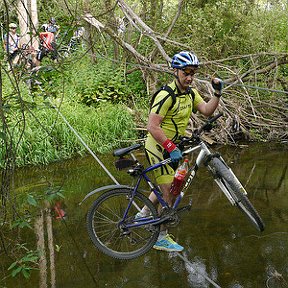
[30,0,39,49]
[16,0,39,48]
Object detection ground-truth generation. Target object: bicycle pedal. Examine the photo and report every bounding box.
[177,202,192,213]
[177,206,190,213]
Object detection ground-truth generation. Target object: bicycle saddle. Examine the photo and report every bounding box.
[113,143,142,157]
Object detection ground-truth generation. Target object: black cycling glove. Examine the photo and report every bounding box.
[212,78,223,97]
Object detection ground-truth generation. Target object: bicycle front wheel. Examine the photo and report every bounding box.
[87,188,159,260]
[208,157,265,232]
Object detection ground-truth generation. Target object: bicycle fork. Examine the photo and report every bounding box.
[213,178,237,205]
[207,157,248,206]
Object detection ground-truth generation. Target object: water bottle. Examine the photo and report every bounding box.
[170,159,189,196]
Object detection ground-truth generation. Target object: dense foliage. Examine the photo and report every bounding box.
[1,0,287,168]
[0,85,137,167]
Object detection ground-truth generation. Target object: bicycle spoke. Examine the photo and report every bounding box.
[87,189,159,259]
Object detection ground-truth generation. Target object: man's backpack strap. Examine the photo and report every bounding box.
[150,85,176,111]
[150,85,195,112]
[162,85,176,111]
[187,87,196,112]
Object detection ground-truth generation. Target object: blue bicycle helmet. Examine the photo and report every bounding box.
[171,51,199,69]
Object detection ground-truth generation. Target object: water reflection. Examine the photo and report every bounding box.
[1,143,287,287]
[34,206,56,288]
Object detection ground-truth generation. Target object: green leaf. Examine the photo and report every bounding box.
[27,195,37,207]
[56,192,65,199]
[8,261,18,270]
[0,132,6,140]
[22,254,38,262]
[11,219,32,230]
[55,244,61,252]
[22,268,30,279]
[11,266,22,277]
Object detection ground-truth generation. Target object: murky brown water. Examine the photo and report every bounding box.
[1,142,288,288]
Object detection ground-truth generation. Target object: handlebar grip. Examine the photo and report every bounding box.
[208,112,223,124]
[197,112,223,134]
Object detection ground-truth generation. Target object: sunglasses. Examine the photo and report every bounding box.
[181,67,197,76]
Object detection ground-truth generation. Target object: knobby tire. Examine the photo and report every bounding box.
[209,157,265,232]
[87,188,159,260]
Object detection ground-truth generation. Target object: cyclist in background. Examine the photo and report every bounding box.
[3,23,20,66]
[68,21,85,52]
[41,17,60,36]
[37,17,60,62]
[141,51,223,252]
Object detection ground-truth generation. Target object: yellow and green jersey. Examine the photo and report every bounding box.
[149,80,204,141]
[145,80,204,184]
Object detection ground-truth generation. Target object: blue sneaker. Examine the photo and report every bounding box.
[153,234,184,252]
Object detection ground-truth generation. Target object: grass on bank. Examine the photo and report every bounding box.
[0,101,137,168]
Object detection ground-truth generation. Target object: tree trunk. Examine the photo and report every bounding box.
[16,0,39,48]
[30,0,39,49]
[35,211,48,288]
[104,0,120,60]
[17,0,30,46]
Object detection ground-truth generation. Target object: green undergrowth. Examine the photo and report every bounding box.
[0,101,137,168]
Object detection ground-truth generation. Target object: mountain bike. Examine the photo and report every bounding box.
[86,113,265,260]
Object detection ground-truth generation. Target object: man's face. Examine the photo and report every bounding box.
[175,66,198,91]
[10,27,17,33]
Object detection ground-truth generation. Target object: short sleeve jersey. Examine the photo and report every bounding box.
[3,33,19,53]
[150,80,204,142]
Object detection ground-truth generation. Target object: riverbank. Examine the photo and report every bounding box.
[0,101,137,168]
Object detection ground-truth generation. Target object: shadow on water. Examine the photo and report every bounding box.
[1,142,288,288]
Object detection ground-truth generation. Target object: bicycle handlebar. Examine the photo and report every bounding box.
[153,113,223,172]
[114,112,223,171]
[197,112,223,135]
[178,112,223,147]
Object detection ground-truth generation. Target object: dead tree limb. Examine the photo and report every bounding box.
[83,5,288,143]
[83,13,169,73]
[225,55,288,84]
[150,0,184,61]
[117,0,171,63]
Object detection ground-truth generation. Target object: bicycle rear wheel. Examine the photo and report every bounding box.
[208,157,265,232]
[87,188,159,260]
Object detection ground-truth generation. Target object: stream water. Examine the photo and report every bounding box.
[1,142,287,288]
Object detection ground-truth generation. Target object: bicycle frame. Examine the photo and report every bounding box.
[120,141,211,228]
[122,138,245,229]
[120,159,171,228]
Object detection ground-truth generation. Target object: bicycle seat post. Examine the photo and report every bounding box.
[130,152,137,162]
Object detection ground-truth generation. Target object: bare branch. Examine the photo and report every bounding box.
[83,13,169,73]
[150,0,184,61]
[117,0,171,63]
